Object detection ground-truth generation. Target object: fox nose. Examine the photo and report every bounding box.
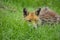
[28,20,31,22]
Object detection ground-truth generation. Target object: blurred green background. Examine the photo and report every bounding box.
[0,0,60,40]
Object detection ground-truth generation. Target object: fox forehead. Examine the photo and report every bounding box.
[28,12,36,17]
[25,12,39,20]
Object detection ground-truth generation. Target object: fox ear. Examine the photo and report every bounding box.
[35,8,41,16]
[23,8,28,17]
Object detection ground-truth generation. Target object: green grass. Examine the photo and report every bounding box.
[0,0,60,40]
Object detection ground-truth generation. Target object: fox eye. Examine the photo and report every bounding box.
[23,8,28,17]
[35,8,41,16]
[28,20,31,22]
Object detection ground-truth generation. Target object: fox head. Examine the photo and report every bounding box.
[23,8,41,28]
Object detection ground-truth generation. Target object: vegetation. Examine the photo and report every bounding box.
[0,0,60,40]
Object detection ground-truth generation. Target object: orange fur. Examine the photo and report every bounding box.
[25,12,39,22]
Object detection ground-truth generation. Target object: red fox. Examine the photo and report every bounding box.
[23,8,41,28]
[23,7,60,28]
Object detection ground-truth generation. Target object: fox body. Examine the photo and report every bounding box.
[39,7,60,25]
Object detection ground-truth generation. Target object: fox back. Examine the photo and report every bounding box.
[39,7,60,24]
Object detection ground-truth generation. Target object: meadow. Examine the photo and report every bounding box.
[0,0,60,40]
